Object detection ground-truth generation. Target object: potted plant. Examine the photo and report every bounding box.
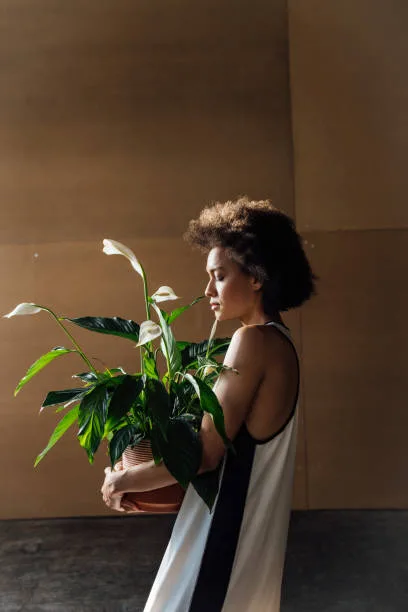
[4,240,233,512]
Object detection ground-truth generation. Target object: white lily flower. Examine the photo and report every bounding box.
[3,303,43,318]
[151,286,180,303]
[136,320,162,346]
[102,239,144,277]
[203,365,216,377]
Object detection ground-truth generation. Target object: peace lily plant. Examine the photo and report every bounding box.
[4,240,233,510]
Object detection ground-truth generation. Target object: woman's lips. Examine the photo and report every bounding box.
[210,303,220,310]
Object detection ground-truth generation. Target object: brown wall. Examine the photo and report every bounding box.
[0,1,298,518]
[1,0,406,519]
[288,0,408,507]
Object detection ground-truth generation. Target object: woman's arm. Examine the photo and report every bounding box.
[101,325,265,508]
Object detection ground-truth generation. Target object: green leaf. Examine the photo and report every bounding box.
[196,358,236,384]
[104,375,143,434]
[149,430,163,465]
[41,388,89,409]
[192,462,222,511]
[175,340,190,352]
[72,369,126,385]
[108,426,144,466]
[104,374,128,389]
[170,379,201,419]
[178,337,231,368]
[165,296,205,325]
[108,367,127,376]
[65,316,140,343]
[72,372,99,383]
[77,384,109,462]
[142,351,160,379]
[151,303,182,379]
[183,374,233,452]
[144,377,171,438]
[15,347,76,396]
[34,405,79,466]
[157,418,202,489]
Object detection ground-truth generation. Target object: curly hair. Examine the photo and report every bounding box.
[184,196,317,313]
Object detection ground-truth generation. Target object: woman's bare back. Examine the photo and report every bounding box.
[245,323,299,441]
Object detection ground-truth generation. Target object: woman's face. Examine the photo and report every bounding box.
[205,247,262,322]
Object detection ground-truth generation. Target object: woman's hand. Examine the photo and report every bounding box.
[101,464,141,513]
[101,466,125,512]
[101,457,178,512]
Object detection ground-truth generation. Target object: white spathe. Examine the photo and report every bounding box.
[203,365,217,377]
[102,239,144,277]
[136,320,162,346]
[3,303,43,318]
[151,286,180,303]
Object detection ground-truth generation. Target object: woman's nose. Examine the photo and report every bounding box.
[205,279,216,298]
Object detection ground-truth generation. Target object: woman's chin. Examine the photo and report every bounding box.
[215,310,230,322]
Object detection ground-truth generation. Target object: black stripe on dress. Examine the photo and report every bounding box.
[188,425,256,612]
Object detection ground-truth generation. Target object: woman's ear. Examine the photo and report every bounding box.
[250,276,263,292]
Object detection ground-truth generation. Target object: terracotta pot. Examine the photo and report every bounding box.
[121,440,185,513]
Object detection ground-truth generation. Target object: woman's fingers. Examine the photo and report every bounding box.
[101,465,138,512]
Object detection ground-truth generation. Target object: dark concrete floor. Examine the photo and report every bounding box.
[282,511,408,612]
[0,511,406,611]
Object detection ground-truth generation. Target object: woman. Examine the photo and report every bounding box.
[101,197,316,611]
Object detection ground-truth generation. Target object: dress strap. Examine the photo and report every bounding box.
[264,320,292,341]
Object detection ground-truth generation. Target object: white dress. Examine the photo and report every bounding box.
[144,322,299,612]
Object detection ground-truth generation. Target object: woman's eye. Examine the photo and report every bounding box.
[215,276,224,282]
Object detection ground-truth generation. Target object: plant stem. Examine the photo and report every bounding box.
[161,335,171,386]
[141,267,150,320]
[140,265,151,377]
[39,306,98,375]
[206,319,218,359]
[140,347,144,375]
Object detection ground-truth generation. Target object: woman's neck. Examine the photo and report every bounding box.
[240,311,285,327]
